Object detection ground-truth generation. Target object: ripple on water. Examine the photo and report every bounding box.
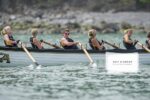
[0,62,150,100]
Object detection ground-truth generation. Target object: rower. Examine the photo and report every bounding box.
[60,29,79,49]
[88,29,105,50]
[1,26,19,47]
[123,29,138,50]
[30,28,43,49]
[145,32,150,49]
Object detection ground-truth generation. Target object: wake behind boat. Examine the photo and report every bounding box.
[0,46,150,67]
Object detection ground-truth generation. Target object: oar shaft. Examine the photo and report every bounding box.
[103,40,120,49]
[79,43,93,64]
[1,33,39,66]
[21,43,39,65]
[42,41,61,49]
[137,42,150,52]
[82,48,93,63]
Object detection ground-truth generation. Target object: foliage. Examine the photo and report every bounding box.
[0,0,150,13]
[139,0,150,3]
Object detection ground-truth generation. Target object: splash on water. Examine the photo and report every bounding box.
[36,65,42,69]
[26,64,43,70]
[89,62,97,68]
[27,64,35,70]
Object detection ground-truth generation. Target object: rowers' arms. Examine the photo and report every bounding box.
[91,38,102,49]
[133,40,139,46]
[60,38,79,46]
[124,35,138,45]
[33,38,43,49]
[124,35,133,44]
[4,34,17,45]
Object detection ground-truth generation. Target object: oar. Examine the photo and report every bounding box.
[137,42,150,52]
[1,32,40,66]
[20,42,40,66]
[102,40,120,49]
[78,43,97,67]
[41,40,61,49]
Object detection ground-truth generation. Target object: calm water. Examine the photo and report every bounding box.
[0,33,150,100]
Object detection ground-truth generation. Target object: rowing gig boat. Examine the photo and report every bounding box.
[0,46,150,66]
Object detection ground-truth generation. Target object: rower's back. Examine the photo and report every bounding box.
[88,29,105,50]
[29,28,43,49]
[30,37,39,49]
[123,29,136,50]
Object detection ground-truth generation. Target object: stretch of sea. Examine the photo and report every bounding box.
[0,32,150,100]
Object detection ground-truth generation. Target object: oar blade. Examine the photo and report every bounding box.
[34,62,39,66]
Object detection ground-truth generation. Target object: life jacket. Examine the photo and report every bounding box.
[89,38,104,50]
[146,40,150,49]
[123,36,136,50]
[62,38,78,49]
[30,37,39,49]
[4,34,17,47]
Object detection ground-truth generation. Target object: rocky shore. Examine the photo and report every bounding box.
[0,10,150,34]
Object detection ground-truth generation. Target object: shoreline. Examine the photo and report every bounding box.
[1,11,150,34]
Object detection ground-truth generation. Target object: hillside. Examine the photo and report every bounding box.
[0,0,150,13]
[0,0,150,33]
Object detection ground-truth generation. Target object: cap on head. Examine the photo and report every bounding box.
[31,28,38,36]
[88,29,96,38]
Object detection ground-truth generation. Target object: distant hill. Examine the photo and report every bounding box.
[0,0,150,13]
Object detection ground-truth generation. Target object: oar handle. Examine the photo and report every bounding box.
[78,43,94,64]
[20,42,39,66]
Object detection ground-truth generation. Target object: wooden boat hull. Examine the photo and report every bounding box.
[0,46,150,66]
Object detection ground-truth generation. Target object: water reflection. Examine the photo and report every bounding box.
[0,62,150,100]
